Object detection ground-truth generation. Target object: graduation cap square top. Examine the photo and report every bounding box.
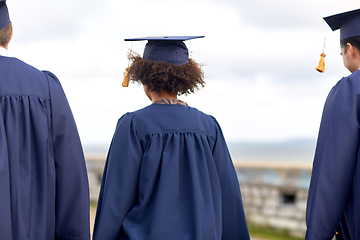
[324,8,360,41]
[0,0,10,31]
[125,36,204,65]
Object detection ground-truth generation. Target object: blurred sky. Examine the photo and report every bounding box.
[4,0,360,146]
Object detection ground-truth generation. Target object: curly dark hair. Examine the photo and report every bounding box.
[127,51,205,95]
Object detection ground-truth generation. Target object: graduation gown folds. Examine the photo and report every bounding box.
[93,103,250,240]
[0,55,90,239]
[306,70,360,240]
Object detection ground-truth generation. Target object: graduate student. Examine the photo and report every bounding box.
[0,1,90,239]
[306,8,360,240]
[93,36,250,240]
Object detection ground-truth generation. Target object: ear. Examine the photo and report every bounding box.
[347,43,357,58]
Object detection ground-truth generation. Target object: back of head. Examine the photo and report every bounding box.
[0,0,11,48]
[128,52,205,95]
[0,22,12,48]
[323,8,360,70]
[340,36,360,53]
[124,36,205,95]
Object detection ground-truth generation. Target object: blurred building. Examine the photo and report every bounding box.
[236,161,311,237]
[86,154,106,201]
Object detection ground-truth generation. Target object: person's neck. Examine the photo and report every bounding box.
[0,45,8,50]
[349,61,360,73]
[354,62,360,73]
[150,91,177,103]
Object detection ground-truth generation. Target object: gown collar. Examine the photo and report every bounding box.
[153,98,188,106]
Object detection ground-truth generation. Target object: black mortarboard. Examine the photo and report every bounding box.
[0,0,10,31]
[324,8,360,41]
[124,36,204,65]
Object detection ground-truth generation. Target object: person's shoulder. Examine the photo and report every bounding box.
[116,112,135,125]
[341,70,360,86]
[328,70,360,95]
[3,56,58,81]
[0,57,57,98]
[3,56,41,72]
[131,103,215,121]
[128,103,184,116]
[124,104,219,135]
[131,104,156,114]
[187,105,218,122]
[181,105,221,134]
[41,70,60,83]
[118,105,154,123]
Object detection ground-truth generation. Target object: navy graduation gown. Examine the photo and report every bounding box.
[306,70,360,240]
[93,103,249,240]
[0,55,90,240]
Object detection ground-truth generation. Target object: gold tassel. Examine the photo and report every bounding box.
[122,43,133,87]
[121,67,130,87]
[316,26,327,73]
[316,53,326,73]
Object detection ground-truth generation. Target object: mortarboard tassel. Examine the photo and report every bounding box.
[316,53,326,73]
[122,67,130,87]
[122,43,133,87]
[316,26,327,73]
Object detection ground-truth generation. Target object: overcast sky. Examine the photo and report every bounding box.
[4,0,360,147]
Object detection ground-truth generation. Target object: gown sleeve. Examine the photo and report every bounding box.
[306,78,360,240]
[45,71,90,240]
[211,117,250,240]
[93,113,143,240]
